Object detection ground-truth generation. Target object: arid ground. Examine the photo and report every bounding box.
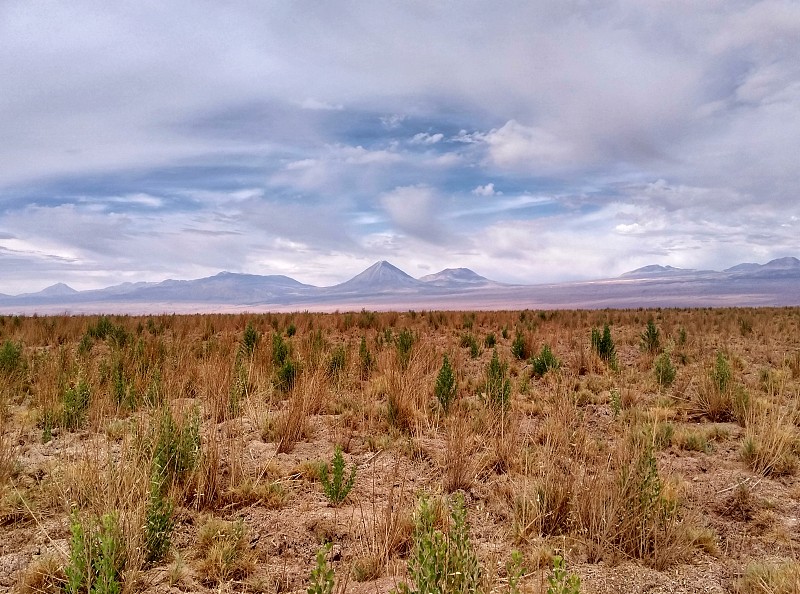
[1,308,799,593]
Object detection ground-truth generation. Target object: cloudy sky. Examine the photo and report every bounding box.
[1,1,799,293]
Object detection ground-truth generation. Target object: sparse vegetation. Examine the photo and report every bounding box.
[1,308,799,592]
[319,446,357,505]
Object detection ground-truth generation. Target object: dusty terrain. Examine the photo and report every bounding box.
[1,308,798,593]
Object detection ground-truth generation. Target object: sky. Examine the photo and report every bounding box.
[1,1,799,294]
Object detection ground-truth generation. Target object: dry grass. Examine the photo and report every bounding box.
[0,308,798,592]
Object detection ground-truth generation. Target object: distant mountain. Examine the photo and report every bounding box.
[327,261,423,294]
[620,265,693,278]
[731,257,800,278]
[418,268,493,287]
[2,256,800,313]
[17,282,79,298]
[114,271,315,303]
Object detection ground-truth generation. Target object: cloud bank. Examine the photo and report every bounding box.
[1,1,798,293]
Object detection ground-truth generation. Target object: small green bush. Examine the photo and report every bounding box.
[654,352,676,388]
[394,493,481,594]
[0,340,24,376]
[460,333,480,359]
[151,407,200,484]
[144,471,174,565]
[511,330,528,360]
[272,333,290,366]
[241,322,260,357]
[434,355,457,413]
[327,345,347,379]
[66,512,125,594]
[395,329,416,369]
[319,446,356,506]
[547,555,580,594]
[640,319,661,354]
[307,544,335,594]
[276,359,298,392]
[62,379,91,430]
[485,350,511,410]
[591,324,617,368]
[711,352,731,392]
[359,336,374,380]
[531,345,561,378]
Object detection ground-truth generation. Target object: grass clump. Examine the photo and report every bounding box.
[319,446,357,505]
[196,517,254,584]
[734,560,800,594]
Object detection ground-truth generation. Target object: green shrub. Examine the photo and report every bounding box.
[327,345,347,380]
[66,512,125,594]
[151,407,200,484]
[484,350,511,410]
[591,324,617,368]
[144,471,174,565]
[286,323,297,337]
[307,543,335,594]
[511,330,528,360]
[640,319,661,354]
[272,333,290,366]
[484,333,496,348]
[0,340,24,376]
[62,379,91,430]
[394,493,481,594]
[531,345,561,378]
[319,446,356,505]
[276,359,298,392]
[460,333,480,359]
[547,555,580,594]
[359,336,374,380]
[654,352,676,388]
[395,329,416,369]
[434,355,457,413]
[241,322,260,357]
[711,352,731,392]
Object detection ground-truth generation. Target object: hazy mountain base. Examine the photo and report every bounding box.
[1,276,798,315]
[1,308,799,593]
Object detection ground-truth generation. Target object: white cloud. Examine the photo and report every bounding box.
[481,120,574,171]
[472,183,501,197]
[410,132,444,145]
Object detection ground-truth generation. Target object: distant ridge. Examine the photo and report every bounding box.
[2,256,800,313]
[620,265,693,278]
[418,268,493,287]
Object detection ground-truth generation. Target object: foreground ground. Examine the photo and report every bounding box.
[0,308,798,593]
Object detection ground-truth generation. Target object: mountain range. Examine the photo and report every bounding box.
[2,257,799,314]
